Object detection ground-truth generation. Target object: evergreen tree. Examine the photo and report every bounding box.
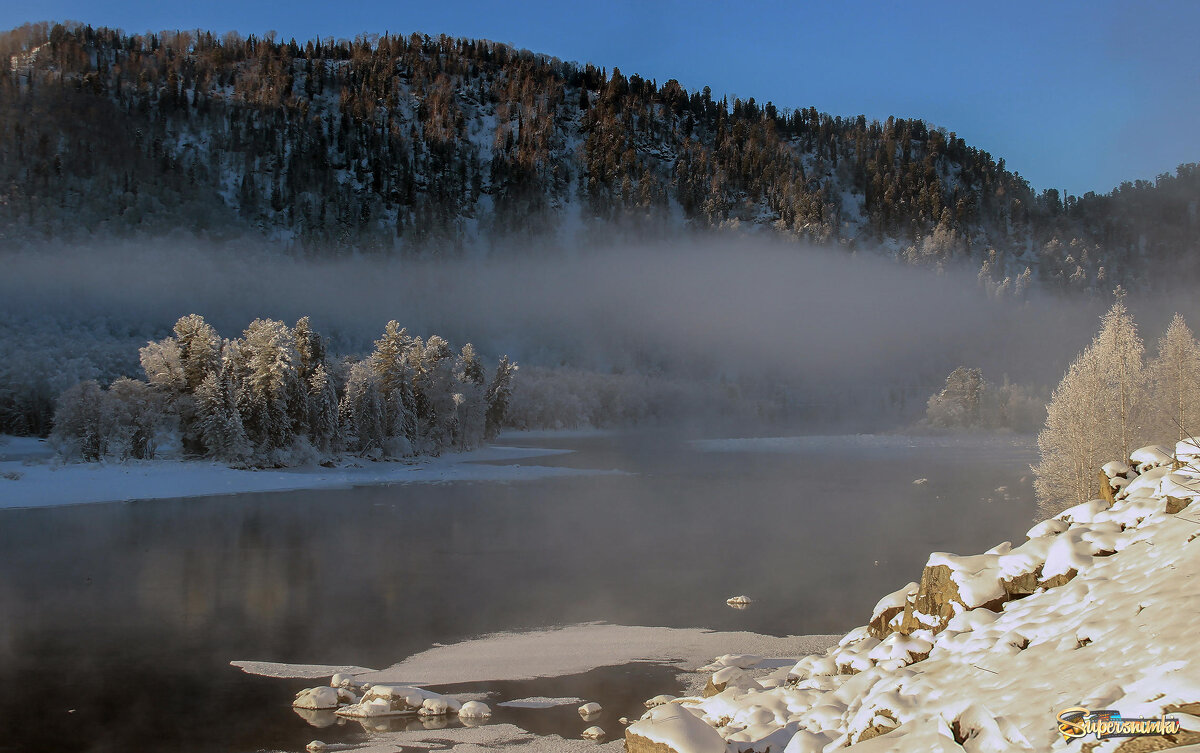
[485,355,517,440]
[172,314,221,391]
[194,370,250,461]
[235,318,301,454]
[339,360,385,455]
[307,363,340,453]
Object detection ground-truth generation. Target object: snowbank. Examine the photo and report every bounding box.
[625,443,1200,752]
[0,443,623,510]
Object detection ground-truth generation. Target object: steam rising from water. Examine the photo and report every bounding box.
[3,236,1193,425]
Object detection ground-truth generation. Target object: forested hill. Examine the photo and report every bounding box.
[2,21,1198,292]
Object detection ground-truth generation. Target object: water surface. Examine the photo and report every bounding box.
[0,432,1038,752]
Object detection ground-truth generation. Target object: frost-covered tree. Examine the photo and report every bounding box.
[173,314,222,391]
[925,367,984,428]
[1146,313,1200,443]
[339,360,385,455]
[230,319,301,454]
[307,364,340,454]
[139,337,186,393]
[292,316,326,380]
[370,320,416,445]
[1034,345,1108,514]
[194,370,250,462]
[106,377,166,459]
[1094,295,1147,465]
[1033,298,1148,514]
[453,343,488,449]
[50,380,113,461]
[486,355,518,439]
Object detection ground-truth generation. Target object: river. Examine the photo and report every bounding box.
[0,432,1038,752]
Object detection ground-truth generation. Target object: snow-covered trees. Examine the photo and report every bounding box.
[923,367,1043,431]
[51,314,516,466]
[51,377,167,461]
[50,380,114,461]
[1033,298,1163,514]
[926,368,984,428]
[1146,314,1200,443]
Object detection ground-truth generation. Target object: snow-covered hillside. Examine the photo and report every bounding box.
[625,441,1200,752]
[4,22,1199,291]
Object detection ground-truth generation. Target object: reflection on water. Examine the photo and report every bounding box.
[0,432,1037,752]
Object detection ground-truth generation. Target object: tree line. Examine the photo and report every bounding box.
[51,314,517,465]
[1,21,1197,291]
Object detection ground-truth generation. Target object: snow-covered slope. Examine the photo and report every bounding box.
[627,442,1200,752]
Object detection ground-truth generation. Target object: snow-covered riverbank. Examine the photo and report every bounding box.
[620,444,1200,752]
[0,438,622,510]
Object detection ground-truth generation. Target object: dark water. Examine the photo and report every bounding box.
[0,432,1038,752]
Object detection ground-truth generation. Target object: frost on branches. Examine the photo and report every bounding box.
[49,315,516,467]
[1034,298,1200,515]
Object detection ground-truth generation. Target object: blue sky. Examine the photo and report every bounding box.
[3,0,1196,195]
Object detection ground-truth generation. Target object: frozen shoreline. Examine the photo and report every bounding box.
[234,623,840,687]
[0,439,623,510]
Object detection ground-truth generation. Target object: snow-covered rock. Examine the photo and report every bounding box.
[867,582,917,639]
[626,704,726,753]
[1131,444,1174,472]
[578,701,602,717]
[1102,460,1132,478]
[699,653,763,671]
[1177,439,1200,463]
[336,685,445,717]
[293,686,341,710]
[581,725,605,740]
[458,700,492,719]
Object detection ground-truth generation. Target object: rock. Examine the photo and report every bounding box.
[1039,568,1077,589]
[578,701,602,716]
[582,726,605,740]
[725,595,753,606]
[1001,569,1041,600]
[294,686,341,710]
[306,741,327,753]
[1166,495,1192,514]
[855,712,899,743]
[418,697,452,716]
[626,705,726,753]
[330,672,360,689]
[1098,470,1118,506]
[458,700,492,719]
[867,582,918,640]
[337,685,441,717]
[897,564,969,635]
[644,694,677,708]
[702,677,724,697]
